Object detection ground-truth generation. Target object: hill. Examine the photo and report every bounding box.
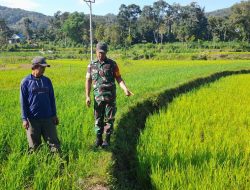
[206,7,231,17]
[0,5,51,30]
[0,5,116,31]
[0,4,232,32]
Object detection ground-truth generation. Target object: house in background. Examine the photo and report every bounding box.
[8,33,25,44]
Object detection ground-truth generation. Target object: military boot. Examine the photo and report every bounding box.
[102,134,111,148]
[95,134,103,147]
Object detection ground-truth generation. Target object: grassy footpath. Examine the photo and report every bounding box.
[137,74,250,190]
[0,59,249,189]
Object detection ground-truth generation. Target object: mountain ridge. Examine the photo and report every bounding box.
[0,4,232,31]
[0,5,51,30]
[205,7,231,17]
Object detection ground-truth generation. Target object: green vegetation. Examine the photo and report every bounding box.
[1,41,250,66]
[0,1,249,188]
[137,74,250,189]
[0,5,49,30]
[0,1,250,47]
[0,59,250,189]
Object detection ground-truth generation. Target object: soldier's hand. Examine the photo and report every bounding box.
[53,116,59,125]
[124,89,134,96]
[22,120,29,130]
[86,97,91,107]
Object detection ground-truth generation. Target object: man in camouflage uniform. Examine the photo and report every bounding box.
[85,42,133,148]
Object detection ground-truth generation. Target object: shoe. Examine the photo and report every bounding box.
[95,134,103,147]
[101,140,109,148]
[102,134,110,148]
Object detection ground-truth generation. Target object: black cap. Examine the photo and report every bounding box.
[96,42,108,53]
[32,56,50,68]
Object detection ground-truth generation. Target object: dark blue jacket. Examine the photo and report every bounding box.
[20,74,56,121]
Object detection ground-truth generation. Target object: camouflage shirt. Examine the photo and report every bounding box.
[86,58,121,102]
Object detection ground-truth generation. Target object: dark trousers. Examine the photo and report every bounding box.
[26,118,60,152]
[94,100,116,136]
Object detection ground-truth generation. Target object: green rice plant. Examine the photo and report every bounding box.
[137,74,250,189]
[0,59,250,189]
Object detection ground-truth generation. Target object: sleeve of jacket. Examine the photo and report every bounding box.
[86,63,92,79]
[48,79,57,117]
[20,80,29,121]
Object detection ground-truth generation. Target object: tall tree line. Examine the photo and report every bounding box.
[0,0,249,47]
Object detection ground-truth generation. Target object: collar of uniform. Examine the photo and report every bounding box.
[97,58,108,65]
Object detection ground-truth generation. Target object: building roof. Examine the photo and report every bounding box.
[10,33,25,40]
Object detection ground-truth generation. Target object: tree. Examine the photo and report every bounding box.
[173,2,208,42]
[35,27,53,42]
[152,0,168,43]
[208,16,233,41]
[22,17,32,41]
[0,18,11,45]
[164,3,178,42]
[62,12,88,45]
[138,5,156,43]
[95,24,105,42]
[159,24,167,44]
[117,4,141,45]
[230,0,250,42]
[104,24,122,46]
[48,11,70,43]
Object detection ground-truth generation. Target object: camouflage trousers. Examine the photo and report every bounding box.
[94,99,116,136]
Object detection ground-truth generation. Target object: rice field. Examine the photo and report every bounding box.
[0,59,250,189]
[137,74,250,190]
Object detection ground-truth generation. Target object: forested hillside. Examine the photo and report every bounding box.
[0,5,118,30]
[0,5,50,30]
[205,8,231,17]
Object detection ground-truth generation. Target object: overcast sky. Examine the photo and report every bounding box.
[0,0,243,16]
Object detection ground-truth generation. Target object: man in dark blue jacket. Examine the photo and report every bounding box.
[20,56,60,153]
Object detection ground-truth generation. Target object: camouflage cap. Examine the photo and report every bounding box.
[32,56,50,68]
[96,42,108,53]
